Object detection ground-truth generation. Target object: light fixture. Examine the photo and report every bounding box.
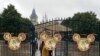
[3,32,11,41]
[73,33,80,42]
[40,31,62,50]
[87,34,95,42]
[4,32,26,50]
[8,37,21,50]
[18,33,26,41]
[44,38,56,50]
[73,33,95,51]
[54,33,62,42]
[40,31,48,41]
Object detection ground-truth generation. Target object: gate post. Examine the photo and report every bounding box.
[31,40,36,56]
[99,40,100,56]
[31,32,37,56]
[31,32,36,56]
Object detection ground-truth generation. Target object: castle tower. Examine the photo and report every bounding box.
[44,13,48,21]
[43,13,48,22]
[30,8,38,25]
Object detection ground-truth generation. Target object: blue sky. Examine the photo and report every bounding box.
[0,0,100,22]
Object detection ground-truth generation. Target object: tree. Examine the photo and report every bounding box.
[62,12,98,34]
[95,20,100,41]
[0,4,35,41]
[0,15,1,33]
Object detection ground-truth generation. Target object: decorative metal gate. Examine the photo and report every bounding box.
[0,40,34,56]
[35,19,100,56]
[0,32,36,56]
[0,19,99,56]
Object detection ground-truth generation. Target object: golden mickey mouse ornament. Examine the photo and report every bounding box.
[73,33,95,51]
[40,31,62,50]
[3,32,26,50]
[44,38,57,50]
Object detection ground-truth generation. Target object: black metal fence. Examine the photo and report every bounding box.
[36,19,100,56]
[0,19,99,56]
[0,40,33,56]
[55,40,100,56]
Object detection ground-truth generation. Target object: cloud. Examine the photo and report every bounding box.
[0,0,9,12]
[0,0,100,22]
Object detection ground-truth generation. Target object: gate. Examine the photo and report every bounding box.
[0,40,33,56]
[0,33,36,56]
[0,19,99,56]
[35,19,100,56]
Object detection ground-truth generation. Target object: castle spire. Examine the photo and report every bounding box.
[43,13,48,22]
[30,8,38,25]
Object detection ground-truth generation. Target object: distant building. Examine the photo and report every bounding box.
[30,8,38,25]
[42,13,48,22]
[35,20,72,34]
